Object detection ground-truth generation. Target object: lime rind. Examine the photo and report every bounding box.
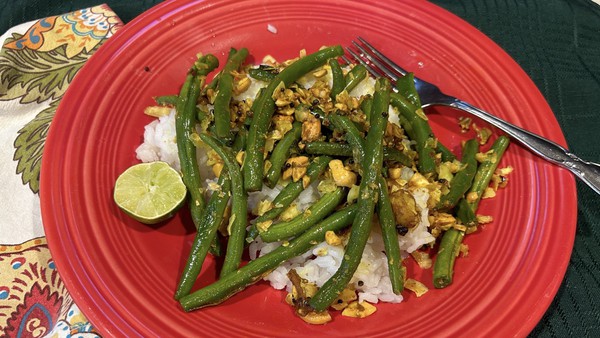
[114,161,187,224]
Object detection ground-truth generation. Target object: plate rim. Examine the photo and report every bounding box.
[40,0,577,336]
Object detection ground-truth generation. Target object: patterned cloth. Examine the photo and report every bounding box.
[0,5,122,337]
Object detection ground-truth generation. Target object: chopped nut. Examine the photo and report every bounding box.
[388,167,403,180]
[300,311,332,325]
[312,68,327,78]
[452,224,467,232]
[263,159,272,173]
[253,200,273,217]
[491,166,513,190]
[302,175,311,189]
[430,212,457,231]
[236,150,245,165]
[405,279,428,297]
[476,214,494,224]
[330,287,357,311]
[212,162,224,177]
[466,191,479,203]
[458,116,472,132]
[317,179,337,194]
[262,54,277,65]
[415,108,428,120]
[256,220,273,232]
[301,115,322,142]
[280,204,301,221]
[496,166,514,176]
[482,186,496,199]
[206,87,217,104]
[233,76,251,95]
[273,115,294,134]
[408,172,430,189]
[282,156,310,182]
[328,159,357,188]
[341,301,377,318]
[474,124,492,145]
[325,230,343,246]
[459,243,469,257]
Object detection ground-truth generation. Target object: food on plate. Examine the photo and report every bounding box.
[120,45,511,323]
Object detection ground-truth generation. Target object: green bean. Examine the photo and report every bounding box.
[468,136,510,210]
[457,135,510,226]
[305,141,412,167]
[395,72,421,107]
[328,114,365,164]
[432,228,464,289]
[305,141,353,157]
[390,92,437,175]
[434,136,510,288]
[209,234,222,257]
[310,77,390,311]
[176,74,200,225]
[176,55,219,227]
[203,71,219,95]
[174,173,231,300]
[232,127,247,152]
[437,143,457,162]
[383,147,413,167]
[194,133,248,278]
[179,204,358,311]
[244,45,344,192]
[344,64,368,93]
[377,176,404,294]
[456,199,476,227]
[437,139,479,211]
[329,58,345,100]
[248,65,278,82]
[154,94,178,106]
[214,47,249,140]
[265,122,302,188]
[251,156,332,226]
[259,187,346,243]
[395,74,457,165]
[361,95,373,121]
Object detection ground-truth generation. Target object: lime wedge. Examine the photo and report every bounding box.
[114,161,187,224]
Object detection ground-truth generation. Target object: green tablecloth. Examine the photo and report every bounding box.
[2,0,598,336]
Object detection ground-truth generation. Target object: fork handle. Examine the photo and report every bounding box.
[452,100,600,195]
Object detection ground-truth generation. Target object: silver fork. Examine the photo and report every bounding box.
[345,37,600,195]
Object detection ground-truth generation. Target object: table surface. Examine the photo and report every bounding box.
[2,0,599,336]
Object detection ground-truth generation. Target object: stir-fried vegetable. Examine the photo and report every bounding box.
[120,45,512,323]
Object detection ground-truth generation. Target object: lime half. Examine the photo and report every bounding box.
[114,161,187,224]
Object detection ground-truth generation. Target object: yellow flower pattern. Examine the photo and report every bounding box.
[0,5,123,337]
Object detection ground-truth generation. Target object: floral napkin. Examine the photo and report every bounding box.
[0,5,122,337]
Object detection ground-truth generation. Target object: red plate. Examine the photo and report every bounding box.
[41,0,577,336]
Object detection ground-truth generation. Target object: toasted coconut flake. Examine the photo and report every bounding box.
[476,214,494,224]
[411,250,432,269]
[405,279,428,297]
[341,301,377,318]
[144,106,172,117]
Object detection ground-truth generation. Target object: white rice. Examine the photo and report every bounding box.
[135,68,435,307]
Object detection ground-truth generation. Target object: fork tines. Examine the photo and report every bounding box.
[344,37,409,83]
